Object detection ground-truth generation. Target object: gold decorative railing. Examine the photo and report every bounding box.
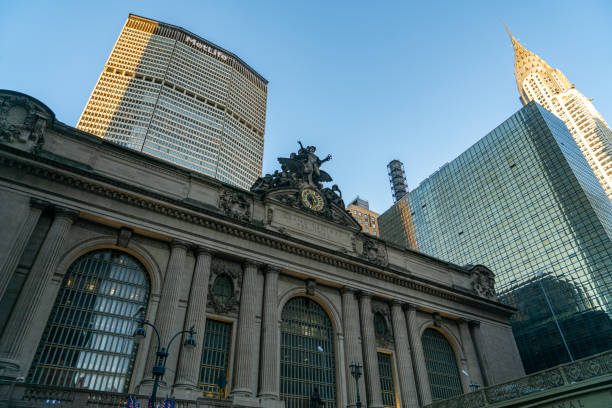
[425,349,612,408]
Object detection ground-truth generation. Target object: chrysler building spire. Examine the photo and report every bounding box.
[506,27,612,200]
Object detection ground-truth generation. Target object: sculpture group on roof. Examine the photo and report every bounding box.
[251,141,345,208]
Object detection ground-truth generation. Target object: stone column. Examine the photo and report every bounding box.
[0,198,47,301]
[458,320,484,389]
[174,247,213,399]
[468,321,490,387]
[258,265,281,401]
[391,302,419,408]
[0,207,77,377]
[231,261,260,401]
[141,240,188,391]
[358,292,383,408]
[405,304,431,406]
[342,287,366,408]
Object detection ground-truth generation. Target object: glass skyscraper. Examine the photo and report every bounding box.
[379,102,612,373]
[77,15,267,190]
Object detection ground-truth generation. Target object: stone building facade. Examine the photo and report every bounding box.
[0,90,524,408]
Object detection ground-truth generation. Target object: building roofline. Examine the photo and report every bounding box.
[128,13,268,84]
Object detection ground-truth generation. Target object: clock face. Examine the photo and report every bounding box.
[301,188,325,212]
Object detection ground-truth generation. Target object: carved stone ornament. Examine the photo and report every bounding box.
[0,92,53,154]
[356,236,389,266]
[219,188,251,223]
[466,264,497,300]
[251,141,360,230]
[207,258,243,314]
[306,278,316,296]
[372,301,394,347]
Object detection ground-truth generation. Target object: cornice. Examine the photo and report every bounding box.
[0,147,516,317]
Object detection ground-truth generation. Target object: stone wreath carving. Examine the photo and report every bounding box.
[207,258,243,314]
[372,301,394,347]
[0,94,52,154]
[219,188,251,222]
[466,264,497,300]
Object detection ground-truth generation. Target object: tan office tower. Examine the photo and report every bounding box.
[507,27,612,200]
[77,14,267,190]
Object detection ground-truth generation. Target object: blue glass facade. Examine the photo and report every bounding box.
[379,102,612,373]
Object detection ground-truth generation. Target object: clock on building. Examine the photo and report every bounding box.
[301,188,325,212]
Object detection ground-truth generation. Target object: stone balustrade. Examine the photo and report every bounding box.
[425,349,612,408]
[4,383,233,408]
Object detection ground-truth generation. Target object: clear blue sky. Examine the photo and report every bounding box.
[2,1,611,214]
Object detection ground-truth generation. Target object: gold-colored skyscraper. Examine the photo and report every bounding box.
[507,27,612,200]
[78,15,267,190]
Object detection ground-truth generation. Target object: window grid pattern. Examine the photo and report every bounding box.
[280,297,336,408]
[377,352,396,408]
[77,15,267,191]
[421,329,463,401]
[28,250,149,392]
[379,103,612,373]
[199,319,232,396]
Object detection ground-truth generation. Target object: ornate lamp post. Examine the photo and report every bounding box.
[133,314,197,407]
[349,361,363,408]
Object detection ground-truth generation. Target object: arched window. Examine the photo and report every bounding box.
[280,297,336,408]
[28,249,150,392]
[421,328,463,401]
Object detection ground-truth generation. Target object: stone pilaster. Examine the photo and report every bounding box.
[141,240,188,391]
[0,198,47,301]
[342,287,366,408]
[458,320,484,389]
[231,261,260,400]
[468,320,490,387]
[0,207,77,377]
[174,247,213,399]
[358,292,383,408]
[405,304,432,406]
[391,302,419,408]
[258,265,281,400]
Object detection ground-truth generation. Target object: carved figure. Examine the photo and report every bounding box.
[277,141,332,187]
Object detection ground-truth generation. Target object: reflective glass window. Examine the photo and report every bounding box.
[28,250,150,392]
[280,297,336,408]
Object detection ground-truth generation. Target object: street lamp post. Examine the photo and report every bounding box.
[133,315,197,407]
[349,361,363,408]
[536,270,574,362]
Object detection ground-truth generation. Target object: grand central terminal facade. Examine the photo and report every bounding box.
[0,90,524,407]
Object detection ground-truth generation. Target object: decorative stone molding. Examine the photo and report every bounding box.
[0,93,52,154]
[305,278,316,295]
[432,312,442,328]
[0,153,515,316]
[466,265,496,300]
[207,257,243,314]
[355,236,388,267]
[116,227,133,248]
[219,188,251,222]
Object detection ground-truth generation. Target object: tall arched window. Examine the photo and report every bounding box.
[28,249,150,392]
[280,297,336,408]
[421,328,463,401]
